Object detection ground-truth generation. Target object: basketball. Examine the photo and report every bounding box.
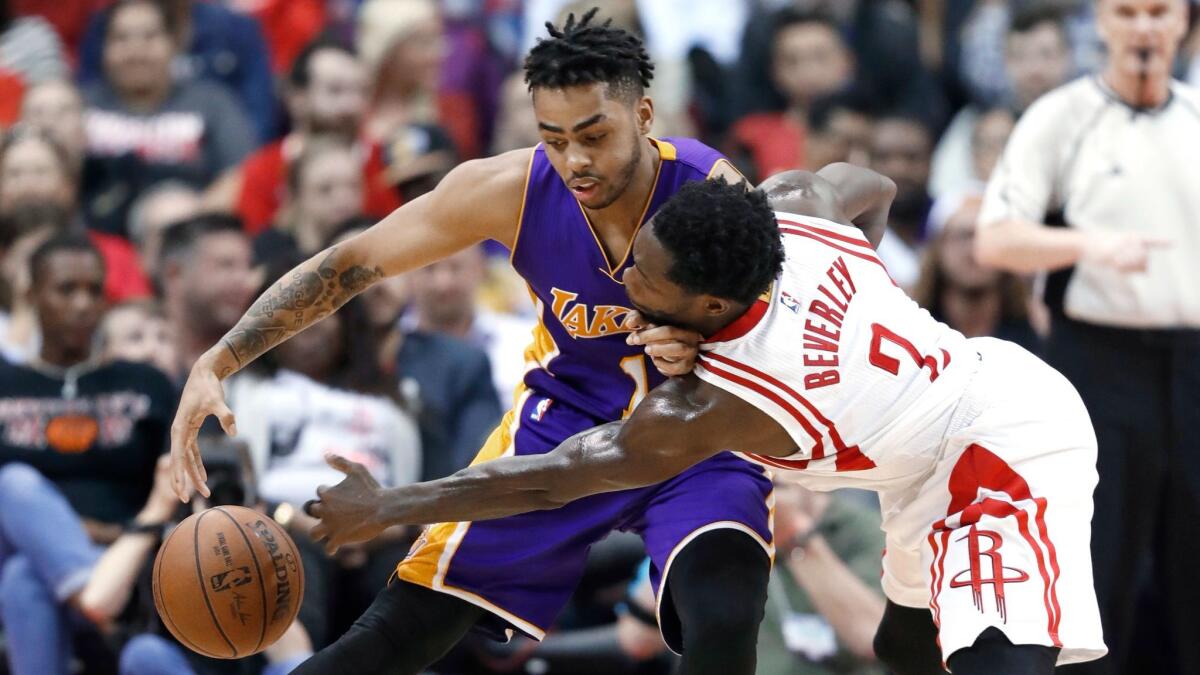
[152,506,304,659]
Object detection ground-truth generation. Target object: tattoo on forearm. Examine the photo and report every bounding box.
[220,247,383,367]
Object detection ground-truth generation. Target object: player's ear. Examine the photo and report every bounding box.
[635,95,654,135]
[703,296,730,317]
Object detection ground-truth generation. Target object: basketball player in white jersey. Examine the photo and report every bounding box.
[305,165,1106,674]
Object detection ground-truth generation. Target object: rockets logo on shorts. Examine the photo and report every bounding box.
[948,525,1029,623]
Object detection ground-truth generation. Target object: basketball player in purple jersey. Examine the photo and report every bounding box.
[169,10,774,674]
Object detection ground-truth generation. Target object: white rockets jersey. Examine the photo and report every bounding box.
[694,212,980,492]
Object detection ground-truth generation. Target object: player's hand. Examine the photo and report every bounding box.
[1082,231,1172,273]
[306,454,388,555]
[169,356,237,502]
[623,311,702,377]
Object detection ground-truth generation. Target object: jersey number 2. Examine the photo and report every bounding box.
[868,323,948,382]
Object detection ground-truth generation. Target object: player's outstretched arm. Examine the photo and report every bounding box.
[306,377,791,553]
[168,151,530,501]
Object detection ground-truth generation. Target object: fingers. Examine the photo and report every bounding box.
[629,325,702,346]
[169,423,192,502]
[1141,236,1173,249]
[215,402,238,437]
[185,438,210,499]
[644,341,694,361]
[621,310,648,332]
[324,453,355,475]
[652,356,694,377]
[303,499,322,518]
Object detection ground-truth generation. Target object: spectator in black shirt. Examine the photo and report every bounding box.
[0,233,175,675]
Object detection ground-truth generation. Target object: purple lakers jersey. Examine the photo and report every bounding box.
[510,137,728,420]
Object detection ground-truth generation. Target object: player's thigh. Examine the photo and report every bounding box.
[639,453,775,652]
[924,440,1105,668]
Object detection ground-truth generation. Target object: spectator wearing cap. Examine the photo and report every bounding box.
[79,0,277,143]
[203,35,401,235]
[81,0,256,238]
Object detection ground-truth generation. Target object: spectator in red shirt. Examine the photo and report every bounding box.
[253,135,364,265]
[0,126,150,303]
[203,36,400,235]
[727,9,854,182]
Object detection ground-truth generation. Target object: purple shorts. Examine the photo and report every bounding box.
[397,390,774,643]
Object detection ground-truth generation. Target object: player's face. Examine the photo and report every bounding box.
[1098,0,1187,79]
[32,251,106,356]
[533,82,652,210]
[624,224,715,334]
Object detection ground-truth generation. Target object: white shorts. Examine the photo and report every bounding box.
[879,338,1107,666]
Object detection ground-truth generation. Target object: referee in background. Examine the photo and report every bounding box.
[976,1,1198,673]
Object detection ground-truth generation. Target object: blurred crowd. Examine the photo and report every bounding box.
[0,0,1196,674]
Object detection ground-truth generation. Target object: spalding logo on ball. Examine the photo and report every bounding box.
[153,505,304,658]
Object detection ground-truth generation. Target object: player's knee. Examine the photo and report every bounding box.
[688,595,763,646]
[0,463,47,509]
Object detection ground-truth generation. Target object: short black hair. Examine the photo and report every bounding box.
[649,179,784,306]
[524,7,653,100]
[159,213,245,264]
[30,232,104,287]
[1009,5,1067,39]
[770,7,842,47]
[807,87,874,132]
[288,35,356,90]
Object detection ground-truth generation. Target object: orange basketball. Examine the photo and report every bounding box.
[152,506,304,659]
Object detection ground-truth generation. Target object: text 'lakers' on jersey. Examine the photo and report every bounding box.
[509,138,727,421]
[695,212,979,492]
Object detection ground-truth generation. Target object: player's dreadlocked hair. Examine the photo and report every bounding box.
[523,7,653,101]
[650,179,784,306]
